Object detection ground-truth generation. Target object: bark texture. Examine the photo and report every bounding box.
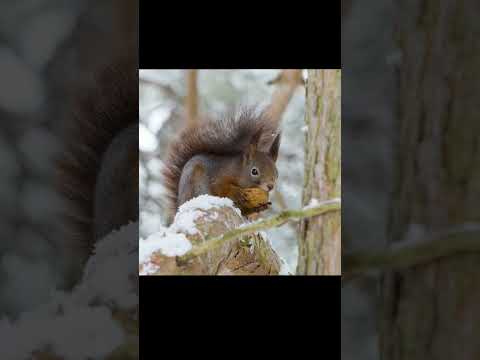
[381,1,480,359]
[297,69,341,275]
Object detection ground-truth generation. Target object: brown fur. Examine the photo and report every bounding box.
[56,57,138,254]
[162,108,278,216]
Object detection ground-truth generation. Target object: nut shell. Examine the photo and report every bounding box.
[241,187,269,209]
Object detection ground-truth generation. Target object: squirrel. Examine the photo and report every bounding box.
[162,108,281,219]
[57,57,139,266]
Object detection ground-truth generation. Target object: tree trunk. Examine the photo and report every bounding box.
[297,69,341,275]
[381,1,480,359]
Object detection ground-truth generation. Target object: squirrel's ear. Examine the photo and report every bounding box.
[245,127,263,162]
[250,127,263,148]
[244,143,256,163]
[269,133,281,162]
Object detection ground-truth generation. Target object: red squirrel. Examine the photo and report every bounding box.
[57,58,138,262]
[162,109,281,219]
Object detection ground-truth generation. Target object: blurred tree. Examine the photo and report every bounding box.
[185,69,199,127]
[342,0,354,20]
[297,69,341,275]
[266,69,304,128]
[381,1,480,359]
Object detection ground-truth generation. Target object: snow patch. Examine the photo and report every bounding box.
[279,257,293,275]
[304,198,320,209]
[303,197,340,210]
[0,303,124,360]
[177,194,239,215]
[139,195,243,274]
[172,194,242,234]
[79,222,138,309]
[171,209,203,235]
[140,231,191,263]
[141,262,160,275]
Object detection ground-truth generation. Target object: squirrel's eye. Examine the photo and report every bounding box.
[251,167,259,176]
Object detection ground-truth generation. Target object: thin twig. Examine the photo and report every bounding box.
[178,198,341,262]
[139,77,182,102]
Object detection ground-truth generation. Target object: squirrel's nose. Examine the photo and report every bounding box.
[267,183,274,191]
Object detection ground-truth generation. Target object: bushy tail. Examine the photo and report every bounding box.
[57,57,138,256]
[162,107,277,217]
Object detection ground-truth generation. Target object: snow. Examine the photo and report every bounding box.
[147,106,170,133]
[139,195,244,274]
[171,195,242,234]
[279,257,293,275]
[171,210,202,235]
[139,231,191,263]
[209,212,219,220]
[0,222,139,359]
[0,303,124,360]
[177,194,239,214]
[303,197,341,210]
[80,221,138,309]
[139,123,158,152]
[304,198,320,209]
[141,262,160,275]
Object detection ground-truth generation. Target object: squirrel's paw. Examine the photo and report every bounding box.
[251,201,272,213]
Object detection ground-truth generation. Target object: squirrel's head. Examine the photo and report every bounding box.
[238,130,281,192]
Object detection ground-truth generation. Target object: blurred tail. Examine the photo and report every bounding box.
[57,57,138,260]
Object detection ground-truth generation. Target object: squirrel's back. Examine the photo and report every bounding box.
[57,57,138,259]
[162,108,276,216]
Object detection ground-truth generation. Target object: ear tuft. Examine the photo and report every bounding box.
[269,132,281,161]
[250,126,263,148]
[244,126,263,162]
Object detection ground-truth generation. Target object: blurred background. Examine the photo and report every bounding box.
[342,0,396,359]
[139,69,307,270]
[0,0,136,318]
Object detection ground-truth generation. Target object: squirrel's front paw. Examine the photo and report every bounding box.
[243,201,271,216]
[252,201,272,213]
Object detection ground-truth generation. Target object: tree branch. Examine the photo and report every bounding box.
[185,69,199,127]
[265,69,304,128]
[178,198,341,262]
[343,228,480,280]
[139,77,182,102]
